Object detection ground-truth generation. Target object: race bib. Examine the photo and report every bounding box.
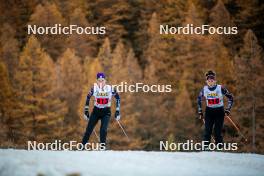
[207,98,220,106]
[96,98,109,105]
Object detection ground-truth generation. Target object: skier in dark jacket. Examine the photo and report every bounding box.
[197,70,233,147]
[82,72,120,147]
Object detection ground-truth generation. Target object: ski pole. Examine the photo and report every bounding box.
[225,115,248,142]
[93,130,100,142]
[201,116,215,143]
[116,120,130,141]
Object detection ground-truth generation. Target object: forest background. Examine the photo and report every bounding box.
[0,0,263,153]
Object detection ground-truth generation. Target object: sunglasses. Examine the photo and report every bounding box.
[206,75,215,80]
[97,78,105,81]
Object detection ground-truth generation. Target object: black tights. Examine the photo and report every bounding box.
[82,107,111,145]
[203,107,225,146]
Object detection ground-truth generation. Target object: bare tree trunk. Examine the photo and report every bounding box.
[252,95,256,152]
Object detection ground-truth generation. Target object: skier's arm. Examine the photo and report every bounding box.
[83,87,94,120]
[113,88,121,120]
[221,86,234,111]
[85,87,94,107]
[113,88,120,111]
[197,88,204,112]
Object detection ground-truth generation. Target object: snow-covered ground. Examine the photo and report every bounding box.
[0,149,263,176]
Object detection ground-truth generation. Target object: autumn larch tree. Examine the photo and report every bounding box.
[234,29,264,153]
[67,8,98,60]
[0,61,15,147]
[57,48,83,140]
[97,37,112,78]
[209,0,236,50]
[14,36,67,145]
[86,0,133,48]
[54,0,88,21]
[28,2,66,60]
[0,23,19,81]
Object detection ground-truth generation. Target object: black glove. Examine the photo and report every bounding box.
[198,109,203,119]
[115,110,120,120]
[84,106,89,120]
[225,109,231,116]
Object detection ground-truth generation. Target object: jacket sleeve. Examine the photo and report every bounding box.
[197,88,204,111]
[112,88,120,111]
[221,86,234,110]
[85,87,94,107]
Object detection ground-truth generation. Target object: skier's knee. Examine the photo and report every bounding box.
[100,128,107,135]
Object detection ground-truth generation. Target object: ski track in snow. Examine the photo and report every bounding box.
[0,149,263,176]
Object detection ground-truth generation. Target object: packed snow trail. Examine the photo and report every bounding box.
[0,149,263,176]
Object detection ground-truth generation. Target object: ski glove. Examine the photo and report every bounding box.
[225,109,231,116]
[83,106,89,120]
[115,110,121,121]
[198,109,203,119]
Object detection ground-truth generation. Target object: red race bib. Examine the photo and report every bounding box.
[96,98,109,105]
[207,98,220,105]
